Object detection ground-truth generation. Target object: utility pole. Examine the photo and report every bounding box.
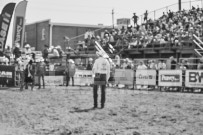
[179,0,181,11]
[112,9,114,29]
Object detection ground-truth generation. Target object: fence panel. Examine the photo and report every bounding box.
[158,70,182,87]
[114,69,134,85]
[135,70,156,85]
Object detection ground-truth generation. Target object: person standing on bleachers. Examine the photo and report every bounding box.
[132,13,139,27]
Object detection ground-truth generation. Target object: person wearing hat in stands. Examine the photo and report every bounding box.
[17,55,30,91]
[13,43,21,62]
[65,59,76,87]
[36,57,46,89]
[86,58,93,70]
[24,44,32,55]
[92,51,110,109]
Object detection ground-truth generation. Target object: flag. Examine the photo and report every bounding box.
[0,3,16,53]
[12,0,28,48]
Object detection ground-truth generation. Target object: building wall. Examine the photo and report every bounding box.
[24,23,36,48]
[35,21,50,51]
[25,20,50,51]
[52,26,107,50]
[25,20,111,51]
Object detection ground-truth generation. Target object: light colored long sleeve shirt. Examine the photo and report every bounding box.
[92,57,110,81]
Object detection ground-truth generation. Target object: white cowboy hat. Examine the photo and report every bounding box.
[40,57,44,62]
[15,43,20,48]
[56,45,61,49]
[25,44,30,48]
[68,59,74,64]
[89,58,93,61]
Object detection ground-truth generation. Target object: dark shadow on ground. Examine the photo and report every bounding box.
[70,107,96,113]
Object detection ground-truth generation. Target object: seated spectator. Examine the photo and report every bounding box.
[86,58,93,70]
[55,45,64,58]
[48,46,59,59]
[137,61,147,70]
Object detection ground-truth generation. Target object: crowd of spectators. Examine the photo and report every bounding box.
[110,55,201,70]
[77,5,203,54]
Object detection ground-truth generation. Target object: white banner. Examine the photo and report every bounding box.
[74,70,93,86]
[185,70,203,88]
[114,69,134,85]
[136,70,156,85]
[42,76,63,86]
[158,70,182,87]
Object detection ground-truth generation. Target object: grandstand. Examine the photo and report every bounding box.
[24,0,203,61]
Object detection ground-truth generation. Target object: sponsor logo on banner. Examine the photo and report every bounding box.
[160,75,180,82]
[136,70,156,85]
[74,70,93,86]
[0,3,16,52]
[185,70,203,88]
[158,70,182,87]
[0,65,15,86]
[0,71,12,78]
[44,76,63,86]
[13,17,24,45]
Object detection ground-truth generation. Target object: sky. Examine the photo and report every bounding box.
[0,0,203,46]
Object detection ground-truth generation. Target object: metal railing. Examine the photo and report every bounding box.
[138,0,203,24]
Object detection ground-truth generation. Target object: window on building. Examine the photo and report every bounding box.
[41,28,45,40]
[24,32,27,42]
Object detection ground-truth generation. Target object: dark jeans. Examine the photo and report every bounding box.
[93,85,106,107]
[25,75,35,90]
[66,76,74,86]
[93,73,107,107]
[20,71,25,90]
[38,74,45,88]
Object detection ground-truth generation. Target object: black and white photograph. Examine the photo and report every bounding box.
[0,0,203,134]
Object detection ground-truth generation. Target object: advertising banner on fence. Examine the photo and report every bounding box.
[0,3,16,53]
[35,76,63,86]
[158,70,182,87]
[136,70,156,85]
[74,70,93,86]
[114,69,134,85]
[0,65,15,87]
[185,70,203,88]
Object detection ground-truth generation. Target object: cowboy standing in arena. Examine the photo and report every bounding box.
[24,59,35,90]
[65,59,76,87]
[92,51,110,109]
[13,43,21,62]
[36,57,46,89]
[17,55,30,91]
[24,44,32,55]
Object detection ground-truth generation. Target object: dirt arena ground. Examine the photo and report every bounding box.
[0,86,203,135]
